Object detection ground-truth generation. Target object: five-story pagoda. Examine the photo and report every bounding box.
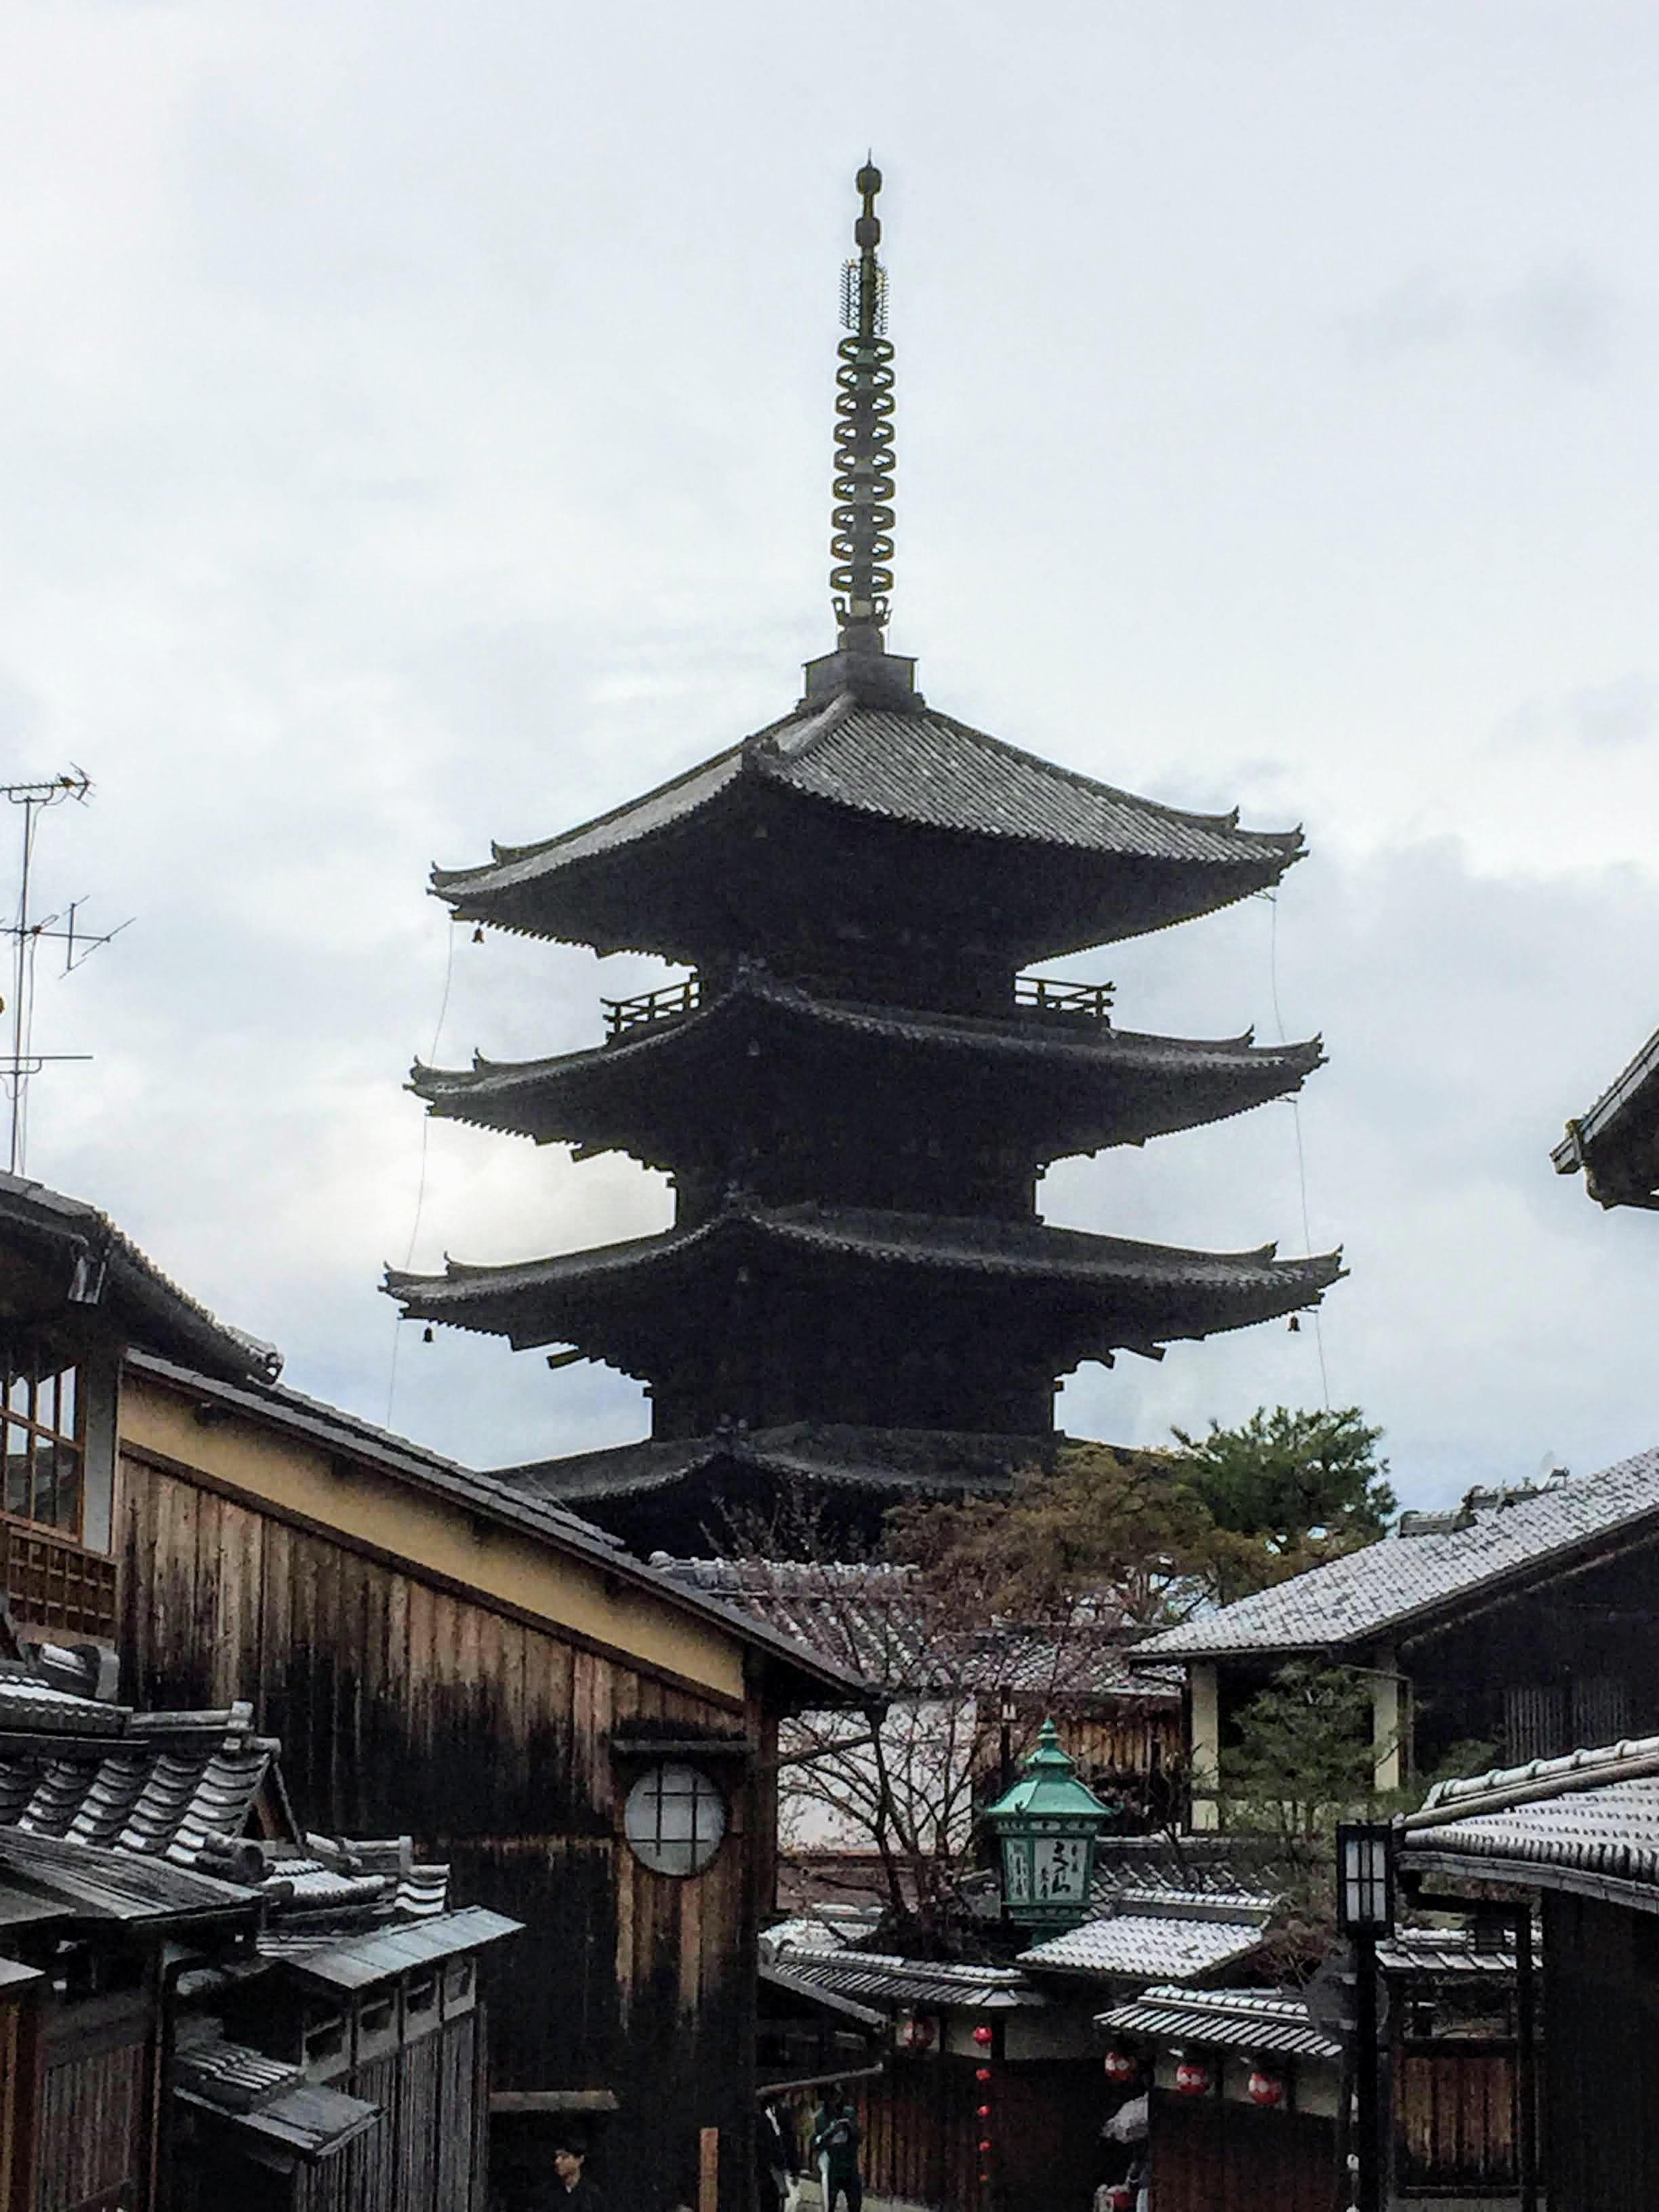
[386,166,1340,1554]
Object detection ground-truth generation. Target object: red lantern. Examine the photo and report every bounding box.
[976,2104,990,2119]
[1173,2058,1210,2097]
[1104,2190,1133,2212]
[972,2024,994,2047]
[1102,2049,1138,2084]
[1248,2069,1285,2108]
[896,2013,936,2052]
[975,2067,992,2083]
[978,2139,991,2154]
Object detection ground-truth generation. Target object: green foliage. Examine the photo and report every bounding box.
[1218,1660,1378,1841]
[1171,1406,1396,1607]
[1214,1659,1386,1981]
[889,1408,1393,1629]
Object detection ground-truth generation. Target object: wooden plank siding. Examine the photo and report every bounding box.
[115,1452,761,2212]
[1394,2043,1524,2194]
[1149,2093,1337,2212]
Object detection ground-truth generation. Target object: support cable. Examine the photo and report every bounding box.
[386,918,460,1427]
[1265,890,1331,1410]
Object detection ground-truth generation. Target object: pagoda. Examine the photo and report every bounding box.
[386,166,1340,1553]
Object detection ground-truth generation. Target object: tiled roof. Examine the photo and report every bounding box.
[0,1825,262,1921]
[512,1425,1037,1509]
[0,1697,274,1870]
[260,1905,520,1990]
[0,1171,280,1382]
[766,1942,1047,2012]
[1376,1928,1519,1977]
[1553,1020,1659,1208]
[1091,1837,1276,1900]
[1139,1452,1659,1659]
[173,2024,382,2162]
[1097,1983,1340,2063]
[1019,1906,1271,1983]
[432,693,1301,901]
[386,1202,1341,1350]
[1402,1733,1659,1894]
[412,970,1322,1151]
[652,1559,1178,1704]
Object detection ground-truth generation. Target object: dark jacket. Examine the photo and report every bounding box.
[811,2106,861,2173]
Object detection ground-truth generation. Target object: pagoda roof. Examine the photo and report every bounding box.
[384,1201,1342,1359]
[493,1423,1040,1511]
[410,969,1323,1157]
[430,687,1303,956]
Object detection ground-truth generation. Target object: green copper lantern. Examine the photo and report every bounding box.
[983,1719,1113,1931]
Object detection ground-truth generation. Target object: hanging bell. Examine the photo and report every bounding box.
[422,1326,434,1344]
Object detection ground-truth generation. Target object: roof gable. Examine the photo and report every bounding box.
[1139,1448,1659,1660]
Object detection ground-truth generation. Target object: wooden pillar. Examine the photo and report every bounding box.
[1189,1663,1220,1830]
[1370,1652,1402,1795]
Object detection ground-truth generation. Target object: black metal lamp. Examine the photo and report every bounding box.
[1335,1821,1397,1936]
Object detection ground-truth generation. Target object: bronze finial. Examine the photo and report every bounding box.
[830,161,896,654]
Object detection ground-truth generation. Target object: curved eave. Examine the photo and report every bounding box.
[426,691,1305,952]
[382,1205,1344,1353]
[408,979,1325,1151]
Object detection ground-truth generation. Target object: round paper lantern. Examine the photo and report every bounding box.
[972,2024,994,2047]
[1248,2069,1285,2108]
[978,2139,991,2154]
[975,2067,992,2083]
[1102,2049,1139,2085]
[976,2105,991,2119]
[1173,2058,1210,2097]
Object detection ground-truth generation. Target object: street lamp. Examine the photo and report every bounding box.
[983,1718,1115,1934]
[1334,1822,1396,2212]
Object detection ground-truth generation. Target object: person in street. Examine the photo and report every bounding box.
[546,2135,605,2212]
[757,2094,799,2212]
[811,2085,863,2212]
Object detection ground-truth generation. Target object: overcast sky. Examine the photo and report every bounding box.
[6,1,1659,1511]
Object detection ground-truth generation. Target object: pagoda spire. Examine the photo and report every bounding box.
[830,161,897,655]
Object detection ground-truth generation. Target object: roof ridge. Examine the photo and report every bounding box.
[1408,1732,1659,1829]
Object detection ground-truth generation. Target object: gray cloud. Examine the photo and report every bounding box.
[1343,257,1620,378]
[1499,673,1659,754]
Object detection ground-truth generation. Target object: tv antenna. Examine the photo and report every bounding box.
[2,771,131,1176]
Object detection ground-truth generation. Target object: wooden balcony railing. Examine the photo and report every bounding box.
[0,1516,117,1641]
[602,975,701,1042]
[1014,974,1113,1023]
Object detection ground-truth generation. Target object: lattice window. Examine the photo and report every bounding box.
[1,1334,83,1537]
[623,1763,728,1877]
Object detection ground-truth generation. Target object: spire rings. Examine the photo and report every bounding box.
[830,331,897,619]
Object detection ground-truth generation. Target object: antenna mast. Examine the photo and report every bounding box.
[1,771,128,1176]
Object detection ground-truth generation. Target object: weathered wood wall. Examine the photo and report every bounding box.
[37,1996,150,2212]
[1541,1889,1659,2212]
[117,1452,762,2212]
[1393,2041,1523,2193]
[1147,2093,1336,2212]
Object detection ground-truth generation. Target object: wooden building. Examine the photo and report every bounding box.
[0,1667,514,2212]
[115,1349,867,2212]
[1138,1453,1659,1816]
[1399,1736,1659,2211]
[0,1168,869,2210]
[387,165,1338,1555]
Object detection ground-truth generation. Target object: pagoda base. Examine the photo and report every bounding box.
[485,1422,1057,1557]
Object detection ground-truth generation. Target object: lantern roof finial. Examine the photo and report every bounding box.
[983,1717,1116,1824]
